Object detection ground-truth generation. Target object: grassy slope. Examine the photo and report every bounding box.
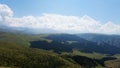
[61,50,106,68]
[105,59,120,68]
[0,42,81,68]
[72,50,107,59]
[104,54,120,68]
[0,32,81,68]
[0,32,52,47]
[0,31,117,68]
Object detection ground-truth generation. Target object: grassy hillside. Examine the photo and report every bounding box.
[0,41,81,68]
[0,31,119,68]
[0,32,51,47]
[105,59,120,68]
[0,32,81,68]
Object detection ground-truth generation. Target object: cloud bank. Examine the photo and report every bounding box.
[0,4,120,34]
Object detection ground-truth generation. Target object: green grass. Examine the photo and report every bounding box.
[0,32,81,68]
[72,50,107,59]
[105,59,120,68]
[0,42,81,68]
[0,32,52,47]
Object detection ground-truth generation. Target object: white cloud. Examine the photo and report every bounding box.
[99,21,120,34]
[0,4,13,17]
[0,4,120,34]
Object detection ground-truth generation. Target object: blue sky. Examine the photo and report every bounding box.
[0,0,120,24]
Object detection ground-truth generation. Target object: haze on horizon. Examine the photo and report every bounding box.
[0,0,120,34]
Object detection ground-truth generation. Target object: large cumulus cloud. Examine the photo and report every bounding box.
[0,3,120,34]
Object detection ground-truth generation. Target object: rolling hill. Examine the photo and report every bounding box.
[0,31,120,68]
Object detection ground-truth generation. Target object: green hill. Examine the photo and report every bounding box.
[0,32,81,68]
[0,31,118,68]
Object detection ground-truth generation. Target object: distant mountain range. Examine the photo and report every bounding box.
[31,34,120,55]
[77,33,120,47]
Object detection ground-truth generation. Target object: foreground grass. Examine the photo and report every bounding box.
[0,41,81,68]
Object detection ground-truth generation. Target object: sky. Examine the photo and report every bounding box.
[0,0,120,34]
